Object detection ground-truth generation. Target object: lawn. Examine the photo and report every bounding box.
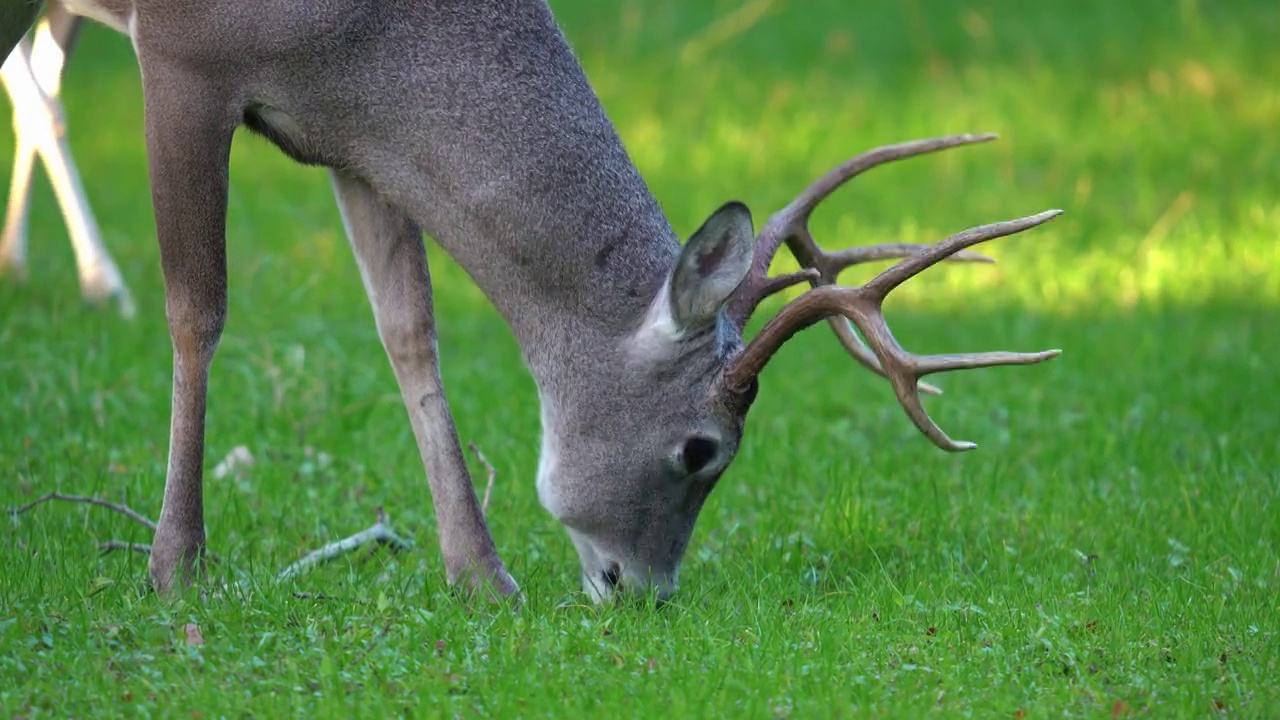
[2,0,1278,717]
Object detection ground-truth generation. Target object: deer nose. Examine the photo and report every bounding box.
[602,562,621,589]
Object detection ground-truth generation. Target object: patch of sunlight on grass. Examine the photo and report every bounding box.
[595,14,1280,317]
[612,66,1280,314]
[760,216,1280,315]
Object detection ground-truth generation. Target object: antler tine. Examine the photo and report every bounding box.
[782,133,1000,227]
[859,210,1061,301]
[724,209,1063,452]
[725,133,999,329]
[799,223,997,397]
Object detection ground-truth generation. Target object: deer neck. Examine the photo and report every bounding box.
[440,150,681,398]
[360,7,685,393]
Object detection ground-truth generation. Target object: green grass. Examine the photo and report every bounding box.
[2,0,1278,716]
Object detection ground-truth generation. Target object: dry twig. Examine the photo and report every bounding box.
[275,506,413,581]
[8,491,413,586]
[9,492,158,531]
[7,441,508,589]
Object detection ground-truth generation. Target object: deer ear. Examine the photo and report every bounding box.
[667,201,755,332]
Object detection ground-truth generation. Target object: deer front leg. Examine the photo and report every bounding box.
[329,170,519,601]
[0,132,35,278]
[0,38,41,279]
[139,61,236,594]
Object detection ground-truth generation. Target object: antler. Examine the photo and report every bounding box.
[723,134,1062,452]
[724,133,1003,395]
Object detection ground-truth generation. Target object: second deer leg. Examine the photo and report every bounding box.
[0,132,35,278]
[0,39,39,278]
[0,16,133,315]
[329,169,519,600]
[28,6,133,313]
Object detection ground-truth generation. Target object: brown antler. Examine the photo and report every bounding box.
[724,134,1002,395]
[723,135,1062,452]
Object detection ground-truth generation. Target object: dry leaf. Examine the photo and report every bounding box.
[212,445,255,480]
[184,623,205,646]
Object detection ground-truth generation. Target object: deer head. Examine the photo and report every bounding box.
[536,133,1062,603]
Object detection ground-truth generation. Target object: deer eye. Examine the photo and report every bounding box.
[680,436,719,475]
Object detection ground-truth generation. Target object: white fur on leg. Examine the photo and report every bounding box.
[29,20,66,97]
[0,136,36,279]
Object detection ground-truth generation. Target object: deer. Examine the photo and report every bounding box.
[1,1,134,315]
[2,0,1062,604]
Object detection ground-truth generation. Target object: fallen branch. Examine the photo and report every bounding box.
[275,506,413,582]
[9,492,158,531]
[7,440,511,590]
[8,493,413,586]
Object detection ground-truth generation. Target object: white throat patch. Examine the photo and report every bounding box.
[534,391,564,518]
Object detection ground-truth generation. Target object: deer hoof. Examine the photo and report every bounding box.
[148,524,207,596]
[446,553,521,606]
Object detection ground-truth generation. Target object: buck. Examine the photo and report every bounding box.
[1,0,1061,603]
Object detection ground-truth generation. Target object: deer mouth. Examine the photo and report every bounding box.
[567,528,678,603]
[582,558,623,603]
[584,558,678,605]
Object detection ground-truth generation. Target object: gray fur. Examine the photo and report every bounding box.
[62,0,764,602]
